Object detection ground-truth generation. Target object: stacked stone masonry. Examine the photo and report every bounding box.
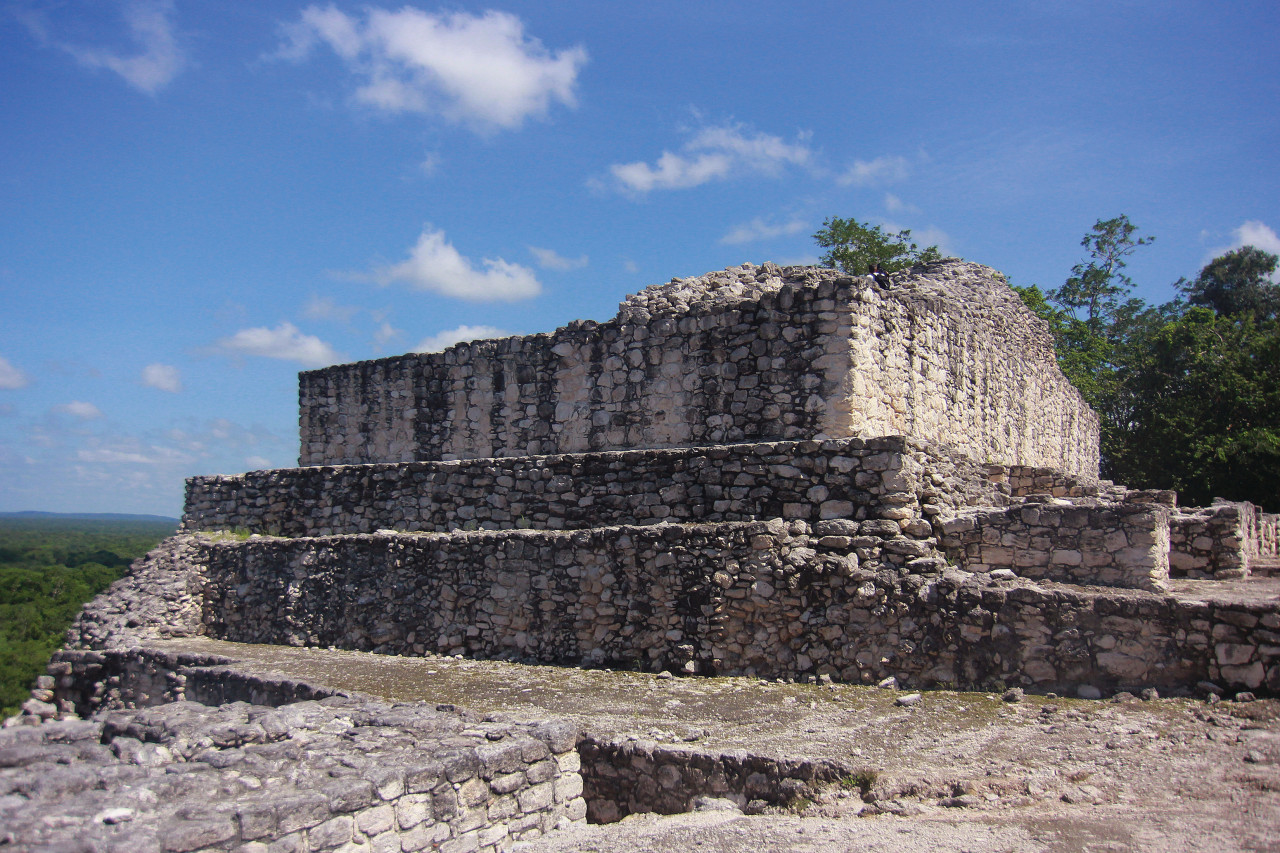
[183,436,1001,538]
[1171,500,1280,579]
[8,258,1280,848]
[298,261,1100,479]
[940,497,1173,592]
[182,527,1278,695]
[0,689,585,852]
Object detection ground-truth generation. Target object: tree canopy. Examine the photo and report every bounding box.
[813,216,941,275]
[1176,245,1280,322]
[1007,216,1279,510]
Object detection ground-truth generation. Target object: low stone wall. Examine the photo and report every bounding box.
[0,693,584,853]
[1259,512,1280,562]
[939,499,1171,592]
[183,437,998,538]
[983,464,1100,500]
[40,647,341,720]
[1170,501,1261,578]
[182,528,1278,695]
[578,736,848,823]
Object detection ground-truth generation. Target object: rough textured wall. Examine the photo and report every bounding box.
[190,528,1279,695]
[185,437,999,538]
[298,261,1099,478]
[940,500,1171,591]
[1171,500,1280,578]
[1,688,585,853]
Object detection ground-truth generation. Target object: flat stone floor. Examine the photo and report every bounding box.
[152,633,1280,853]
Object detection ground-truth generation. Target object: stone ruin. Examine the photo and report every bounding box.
[5,259,1279,852]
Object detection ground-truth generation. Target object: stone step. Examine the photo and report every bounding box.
[183,435,997,539]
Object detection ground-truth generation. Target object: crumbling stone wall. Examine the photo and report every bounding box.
[983,463,1103,500]
[939,498,1172,592]
[0,693,584,853]
[184,437,998,538]
[1170,500,1280,578]
[186,527,1279,695]
[577,736,847,823]
[298,261,1099,479]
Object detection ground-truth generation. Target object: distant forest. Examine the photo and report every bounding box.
[0,516,176,716]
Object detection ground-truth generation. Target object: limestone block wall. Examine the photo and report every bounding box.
[939,500,1172,592]
[983,463,1103,500]
[1,687,584,853]
[1170,500,1278,578]
[578,737,847,823]
[188,528,1280,695]
[298,261,1099,479]
[183,437,998,538]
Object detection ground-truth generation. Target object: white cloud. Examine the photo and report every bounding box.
[303,295,360,323]
[414,325,509,353]
[373,321,401,348]
[76,445,188,465]
[529,246,588,271]
[0,356,29,389]
[215,323,343,367]
[609,123,814,194]
[1204,221,1280,280]
[1233,221,1280,256]
[278,5,587,131]
[245,456,271,470]
[838,155,910,187]
[372,227,541,301]
[720,217,808,246]
[46,0,186,94]
[419,152,442,176]
[141,362,182,393]
[622,259,639,274]
[54,401,103,420]
[884,193,920,215]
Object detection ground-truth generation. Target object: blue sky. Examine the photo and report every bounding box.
[1,0,1277,517]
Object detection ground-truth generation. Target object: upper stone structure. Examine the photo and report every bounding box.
[298,260,1101,479]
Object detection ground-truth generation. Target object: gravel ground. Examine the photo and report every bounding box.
[155,637,1280,852]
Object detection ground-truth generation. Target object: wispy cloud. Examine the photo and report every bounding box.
[372,321,401,348]
[419,152,442,176]
[720,217,809,246]
[880,221,954,257]
[884,193,920,215]
[303,295,360,323]
[53,401,103,420]
[529,246,588,271]
[2,415,288,515]
[0,355,29,390]
[838,154,909,187]
[21,0,186,94]
[141,363,182,393]
[276,5,587,132]
[368,227,541,301]
[608,123,814,194]
[214,323,343,367]
[414,324,509,353]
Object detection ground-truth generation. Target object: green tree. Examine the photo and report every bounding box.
[1175,245,1279,322]
[1049,215,1154,334]
[813,216,941,275]
[1012,216,1156,413]
[1106,307,1280,508]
